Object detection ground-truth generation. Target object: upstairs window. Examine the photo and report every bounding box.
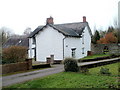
[32,37,36,44]
[82,48,84,54]
[82,34,84,44]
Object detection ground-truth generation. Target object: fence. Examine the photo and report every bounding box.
[2,59,32,74]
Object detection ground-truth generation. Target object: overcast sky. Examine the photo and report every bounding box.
[0,0,119,35]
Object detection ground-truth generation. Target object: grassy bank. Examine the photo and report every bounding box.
[5,62,119,88]
[89,62,119,76]
[81,54,110,60]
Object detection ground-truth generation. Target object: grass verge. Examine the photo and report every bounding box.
[89,62,119,76]
[81,54,110,60]
[4,62,119,88]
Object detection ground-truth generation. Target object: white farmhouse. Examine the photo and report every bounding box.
[28,16,92,62]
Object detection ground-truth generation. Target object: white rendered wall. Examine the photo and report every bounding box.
[30,25,91,61]
[64,26,91,59]
[64,37,83,59]
[81,26,91,57]
[36,26,64,62]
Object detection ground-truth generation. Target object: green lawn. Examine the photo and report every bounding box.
[5,62,119,88]
[81,54,110,60]
[89,62,119,76]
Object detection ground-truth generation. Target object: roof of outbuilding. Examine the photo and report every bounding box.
[3,36,29,48]
[28,22,92,38]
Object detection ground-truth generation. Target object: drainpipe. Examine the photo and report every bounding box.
[33,37,36,61]
[63,37,66,60]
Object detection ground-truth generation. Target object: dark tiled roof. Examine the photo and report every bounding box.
[29,22,92,38]
[29,26,44,38]
[3,36,29,48]
[49,24,80,37]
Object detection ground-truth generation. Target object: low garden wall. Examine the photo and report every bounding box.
[91,44,120,54]
[46,55,62,64]
[79,58,120,69]
[64,57,120,72]
[2,59,32,74]
[32,63,51,69]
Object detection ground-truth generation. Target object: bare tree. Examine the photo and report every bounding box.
[23,27,31,35]
[0,27,14,45]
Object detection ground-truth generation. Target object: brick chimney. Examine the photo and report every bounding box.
[83,16,86,22]
[46,16,54,24]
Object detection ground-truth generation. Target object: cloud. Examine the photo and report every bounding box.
[0,0,118,34]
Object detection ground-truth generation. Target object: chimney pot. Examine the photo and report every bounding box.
[46,16,54,24]
[83,16,86,22]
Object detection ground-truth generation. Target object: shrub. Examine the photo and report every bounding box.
[110,53,120,58]
[80,68,89,74]
[110,53,117,58]
[63,58,79,72]
[2,46,27,64]
[100,67,111,75]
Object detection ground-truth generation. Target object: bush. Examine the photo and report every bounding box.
[100,67,111,75]
[80,68,89,74]
[2,46,27,64]
[110,53,120,58]
[110,53,117,58]
[63,58,79,72]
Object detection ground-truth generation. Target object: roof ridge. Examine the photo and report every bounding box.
[54,22,87,25]
[29,22,90,38]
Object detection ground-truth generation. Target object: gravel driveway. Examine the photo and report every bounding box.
[2,64,64,87]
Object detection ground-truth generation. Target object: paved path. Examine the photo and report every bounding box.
[2,64,64,87]
[2,57,120,87]
[78,57,120,66]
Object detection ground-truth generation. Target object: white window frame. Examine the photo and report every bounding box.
[82,34,84,44]
[71,47,76,58]
[82,48,84,54]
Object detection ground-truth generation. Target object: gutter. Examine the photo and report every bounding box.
[63,36,66,60]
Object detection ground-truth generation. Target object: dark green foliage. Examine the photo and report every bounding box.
[110,53,117,58]
[80,68,89,74]
[108,84,117,88]
[100,67,111,75]
[110,53,120,58]
[92,30,100,44]
[32,64,51,69]
[107,26,114,33]
[63,58,79,72]
[99,30,106,38]
[1,60,12,64]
